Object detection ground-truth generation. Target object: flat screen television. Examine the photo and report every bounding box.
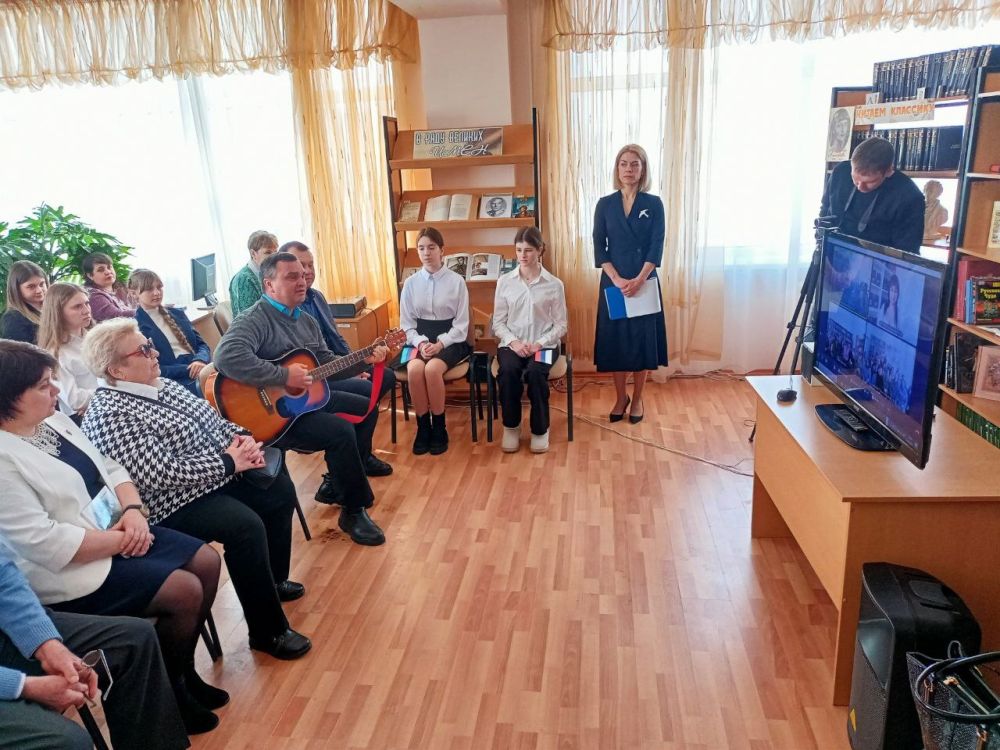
[812,231,949,469]
[191,254,217,307]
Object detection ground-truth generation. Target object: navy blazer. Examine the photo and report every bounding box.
[136,307,211,390]
[593,191,665,283]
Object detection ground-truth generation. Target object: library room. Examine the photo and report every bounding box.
[3,2,1000,749]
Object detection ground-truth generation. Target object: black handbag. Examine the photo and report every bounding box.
[242,446,284,489]
[908,644,1000,750]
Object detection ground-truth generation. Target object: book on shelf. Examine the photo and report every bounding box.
[973,346,1000,402]
[956,403,1000,448]
[512,195,535,218]
[444,252,503,281]
[955,331,981,393]
[854,125,962,172]
[989,202,1000,250]
[954,259,999,319]
[965,277,1000,324]
[478,193,513,219]
[400,266,419,283]
[424,193,476,222]
[872,45,1000,102]
[398,200,421,222]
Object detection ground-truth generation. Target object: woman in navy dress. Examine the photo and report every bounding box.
[593,143,668,423]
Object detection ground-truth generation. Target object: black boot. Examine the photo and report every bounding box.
[174,677,219,735]
[338,507,386,546]
[185,662,229,710]
[429,411,449,455]
[412,413,432,455]
[314,473,344,506]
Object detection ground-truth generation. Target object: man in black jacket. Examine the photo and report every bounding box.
[820,136,925,254]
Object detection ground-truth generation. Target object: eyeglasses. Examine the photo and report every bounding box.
[124,339,156,359]
[79,648,113,703]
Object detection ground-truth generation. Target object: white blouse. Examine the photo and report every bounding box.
[492,267,568,349]
[54,334,98,414]
[146,307,189,357]
[399,266,470,348]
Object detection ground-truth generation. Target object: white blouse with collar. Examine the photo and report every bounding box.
[399,266,470,347]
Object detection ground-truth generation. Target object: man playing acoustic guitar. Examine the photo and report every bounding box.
[214,252,389,546]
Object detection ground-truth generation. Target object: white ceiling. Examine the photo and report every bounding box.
[392,0,507,19]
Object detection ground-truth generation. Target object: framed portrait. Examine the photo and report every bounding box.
[826,106,855,163]
[479,193,513,219]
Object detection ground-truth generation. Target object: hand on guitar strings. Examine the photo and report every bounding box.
[286,363,313,390]
[365,345,390,365]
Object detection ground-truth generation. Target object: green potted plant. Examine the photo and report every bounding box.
[0,204,133,310]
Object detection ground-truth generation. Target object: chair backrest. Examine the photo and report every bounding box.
[213,301,233,336]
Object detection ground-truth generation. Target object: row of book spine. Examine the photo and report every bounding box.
[961,277,1000,325]
[956,403,1000,449]
[873,45,1000,102]
[852,126,963,173]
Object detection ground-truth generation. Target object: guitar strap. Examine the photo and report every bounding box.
[332,361,386,424]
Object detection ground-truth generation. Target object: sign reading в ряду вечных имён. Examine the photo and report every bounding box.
[412,127,503,159]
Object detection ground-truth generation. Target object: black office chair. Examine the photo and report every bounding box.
[485,344,574,443]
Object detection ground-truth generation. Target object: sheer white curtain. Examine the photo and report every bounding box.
[0,71,305,303]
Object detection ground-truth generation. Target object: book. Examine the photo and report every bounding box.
[604,280,662,320]
[954,259,999,319]
[444,252,503,281]
[973,278,1000,324]
[973,345,1000,402]
[478,193,513,219]
[398,200,421,222]
[424,194,476,222]
[400,267,419,282]
[512,195,536,219]
[954,332,980,393]
[989,201,1000,250]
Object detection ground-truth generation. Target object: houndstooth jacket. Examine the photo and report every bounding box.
[81,378,243,524]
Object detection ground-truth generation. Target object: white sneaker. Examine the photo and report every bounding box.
[502,426,521,453]
[530,431,549,454]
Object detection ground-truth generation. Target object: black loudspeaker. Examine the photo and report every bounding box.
[847,562,981,750]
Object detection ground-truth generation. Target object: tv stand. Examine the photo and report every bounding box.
[815,403,895,452]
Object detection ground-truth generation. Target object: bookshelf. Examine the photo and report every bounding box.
[382,110,541,350]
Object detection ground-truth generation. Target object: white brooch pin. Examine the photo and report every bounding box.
[639,209,649,218]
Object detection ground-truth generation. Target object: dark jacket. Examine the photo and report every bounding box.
[820,161,925,254]
[136,307,211,393]
[300,288,351,356]
[0,309,39,343]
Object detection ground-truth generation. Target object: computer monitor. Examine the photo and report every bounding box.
[191,254,217,307]
[812,232,949,469]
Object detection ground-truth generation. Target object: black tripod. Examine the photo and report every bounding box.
[749,227,829,442]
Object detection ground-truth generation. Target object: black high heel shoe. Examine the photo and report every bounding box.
[610,396,630,423]
[628,398,644,424]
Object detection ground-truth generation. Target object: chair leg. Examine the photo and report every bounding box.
[201,612,222,662]
[469,366,478,443]
[486,356,494,442]
[294,497,311,541]
[402,383,411,420]
[566,356,574,442]
[79,705,111,750]
[390,384,397,444]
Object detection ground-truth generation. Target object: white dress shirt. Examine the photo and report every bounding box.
[492,267,568,349]
[399,266,470,347]
[146,307,189,357]
[53,334,98,413]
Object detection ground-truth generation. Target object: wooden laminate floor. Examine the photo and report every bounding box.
[189,377,849,750]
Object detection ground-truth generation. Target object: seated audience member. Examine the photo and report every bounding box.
[213,253,388,546]
[82,252,136,322]
[128,269,211,394]
[0,547,190,749]
[1,260,47,343]
[0,340,224,735]
[398,227,471,456]
[81,318,311,660]
[281,240,394,476]
[229,230,279,317]
[38,283,97,416]
[492,227,568,454]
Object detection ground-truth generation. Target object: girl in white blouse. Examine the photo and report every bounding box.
[398,227,471,456]
[492,227,567,454]
[37,283,97,416]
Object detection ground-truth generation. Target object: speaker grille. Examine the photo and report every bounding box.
[849,639,889,750]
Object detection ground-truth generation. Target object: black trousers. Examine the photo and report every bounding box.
[274,390,376,509]
[327,368,395,459]
[157,469,295,641]
[496,347,554,435]
[0,611,189,749]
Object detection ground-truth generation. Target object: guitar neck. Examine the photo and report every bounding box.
[309,342,380,380]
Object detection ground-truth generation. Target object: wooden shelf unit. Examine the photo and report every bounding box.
[940,384,1000,425]
[948,318,1000,347]
[382,111,541,345]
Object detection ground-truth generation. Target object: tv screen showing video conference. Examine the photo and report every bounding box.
[814,232,947,467]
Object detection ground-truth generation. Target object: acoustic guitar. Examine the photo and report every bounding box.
[203,329,405,444]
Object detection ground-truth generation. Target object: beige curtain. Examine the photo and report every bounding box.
[0,0,417,89]
[543,0,1000,50]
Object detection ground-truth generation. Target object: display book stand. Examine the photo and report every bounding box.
[827,56,1000,449]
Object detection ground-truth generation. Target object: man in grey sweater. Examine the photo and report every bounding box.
[214,252,388,546]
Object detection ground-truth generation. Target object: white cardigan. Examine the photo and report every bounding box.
[0,411,130,604]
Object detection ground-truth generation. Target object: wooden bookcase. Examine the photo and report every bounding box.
[381,111,541,349]
[939,65,1000,440]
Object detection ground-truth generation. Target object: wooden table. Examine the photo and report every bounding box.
[748,375,1000,704]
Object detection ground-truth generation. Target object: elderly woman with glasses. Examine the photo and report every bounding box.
[0,339,224,736]
[80,319,312,662]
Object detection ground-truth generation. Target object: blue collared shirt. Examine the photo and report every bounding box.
[263,294,301,320]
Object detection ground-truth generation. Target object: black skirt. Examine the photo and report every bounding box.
[398,317,471,370]
[594,273,668,372]
[50,526,204,617]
